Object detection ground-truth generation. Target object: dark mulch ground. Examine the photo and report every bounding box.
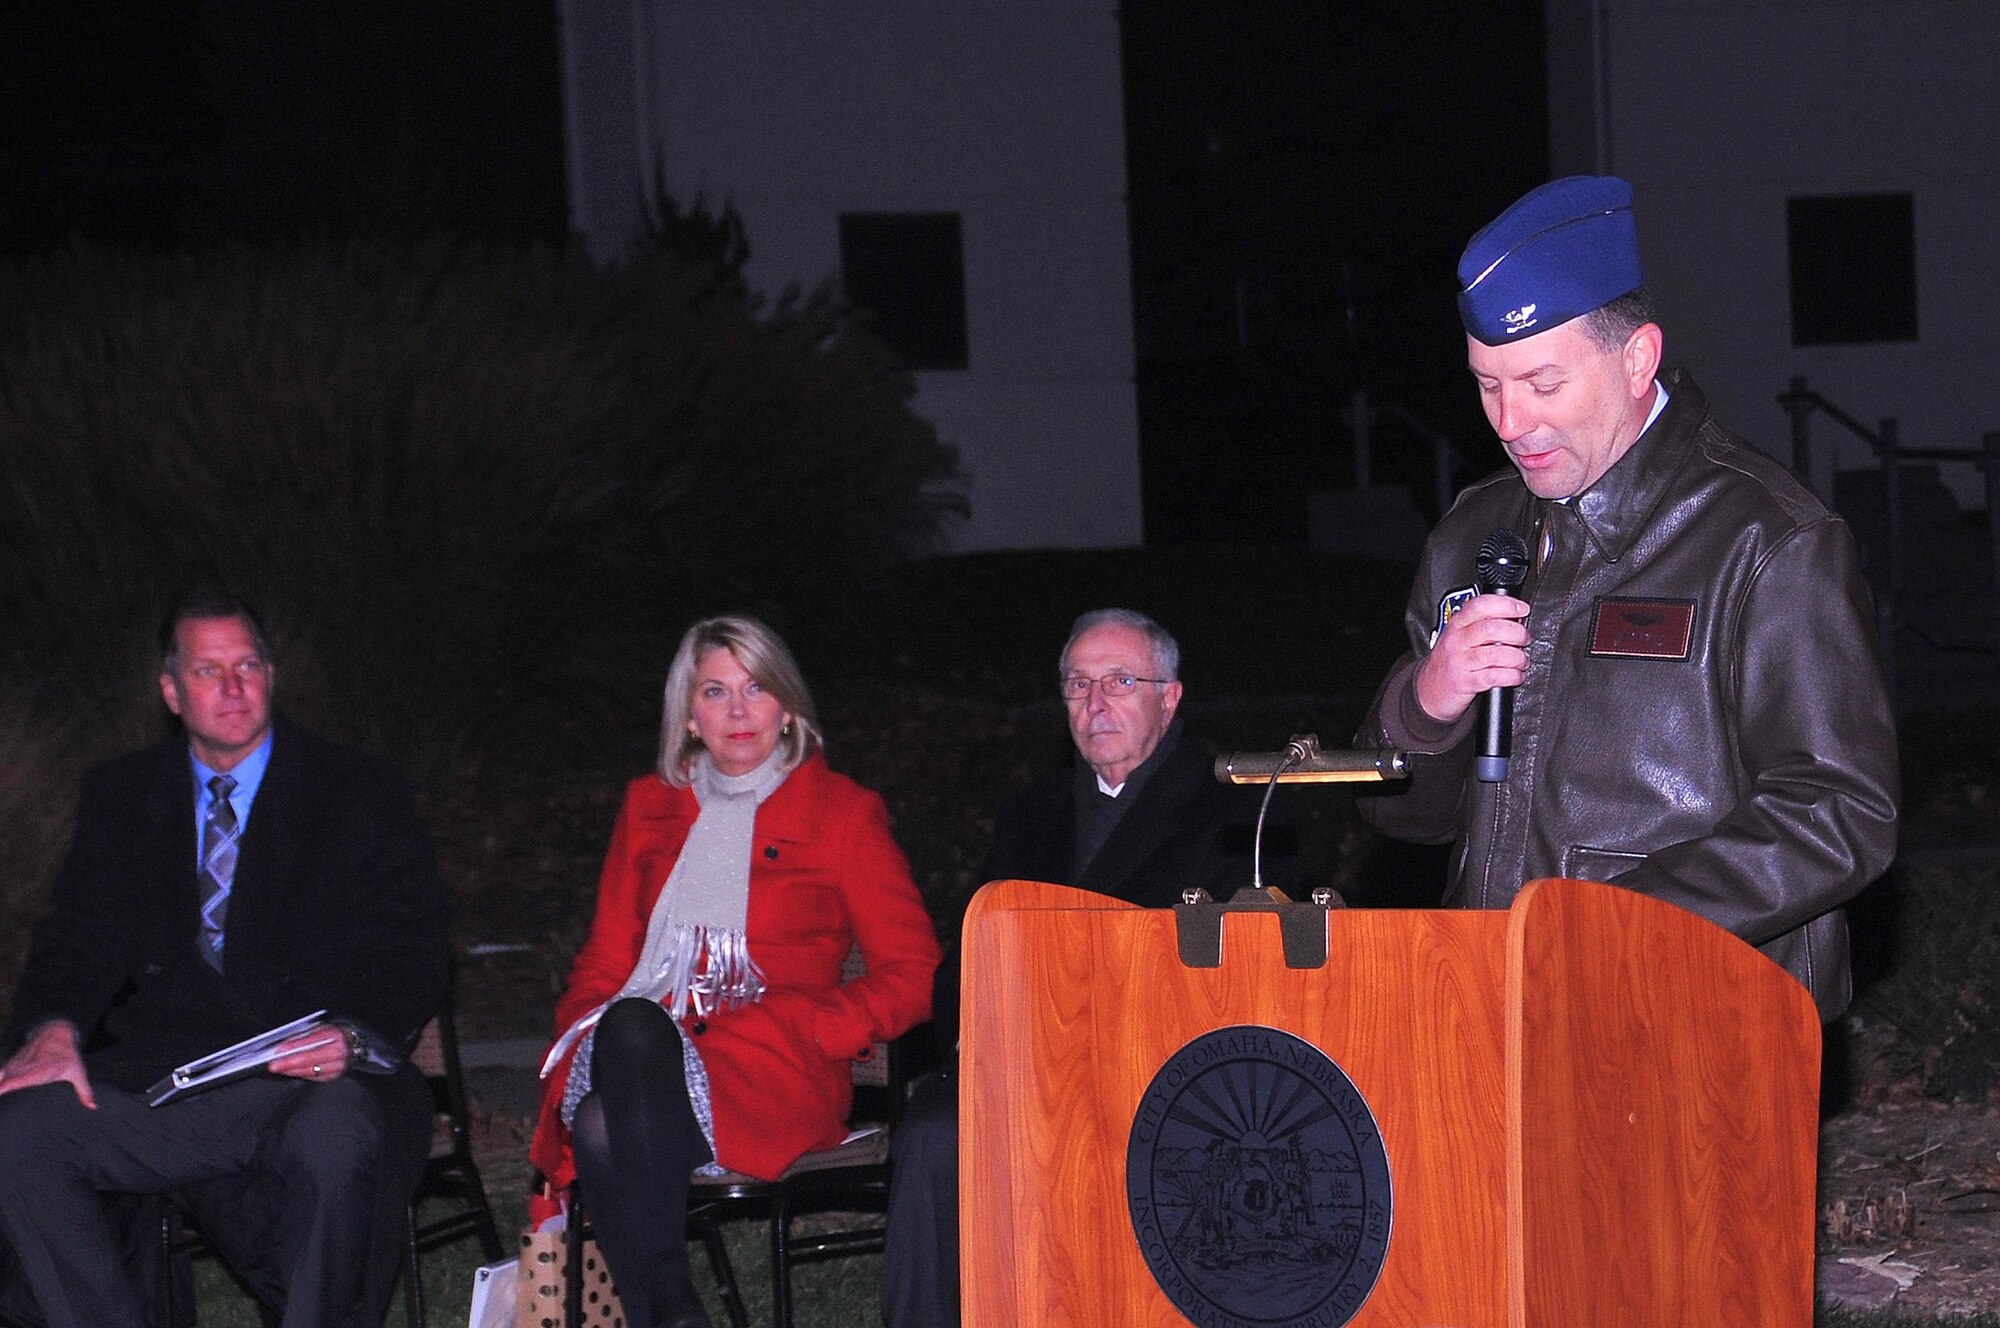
[1818,1094,2000,1316]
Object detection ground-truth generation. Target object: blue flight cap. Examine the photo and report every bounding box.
[1457,175,1644,345]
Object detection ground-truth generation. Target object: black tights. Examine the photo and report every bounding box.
[570,998,716,1328]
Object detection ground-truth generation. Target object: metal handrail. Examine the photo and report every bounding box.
[1777,376,2000,701]
[1777,376,2000,596]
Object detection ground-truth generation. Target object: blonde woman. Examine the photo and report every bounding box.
[531,615,939,1328]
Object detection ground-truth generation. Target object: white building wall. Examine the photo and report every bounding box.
[558,0,1143,550]
[1545,0,2000,500]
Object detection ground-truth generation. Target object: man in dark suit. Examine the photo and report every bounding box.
[982,609,1291,909]
[882,607,1295,1328]
[0,590,450,1328]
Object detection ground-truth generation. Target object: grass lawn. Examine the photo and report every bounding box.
[191,1200,884,1327]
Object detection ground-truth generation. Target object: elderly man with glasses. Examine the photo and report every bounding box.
[881,607,1296,1328]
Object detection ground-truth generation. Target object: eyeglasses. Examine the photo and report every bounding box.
[1060,673,1168,700]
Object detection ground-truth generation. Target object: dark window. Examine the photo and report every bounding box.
[838,213,969,370]
[1787,193,1918,346]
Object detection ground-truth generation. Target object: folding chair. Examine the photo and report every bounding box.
[565,951,931,1328]
[402,988,506,1327]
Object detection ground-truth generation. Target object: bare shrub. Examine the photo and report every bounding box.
[0,240,960,949]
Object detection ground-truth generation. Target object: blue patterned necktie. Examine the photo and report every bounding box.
[198,774,239,970]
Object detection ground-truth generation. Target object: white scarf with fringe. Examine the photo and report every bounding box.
[540,748,790,1077]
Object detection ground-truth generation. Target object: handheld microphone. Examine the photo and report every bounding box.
[1473,529,1531,782]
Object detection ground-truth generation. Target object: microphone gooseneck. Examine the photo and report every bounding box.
[1251,736,1310,889]
[1474,529,1531,783]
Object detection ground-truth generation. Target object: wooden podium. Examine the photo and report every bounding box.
[960,877,1821,1327]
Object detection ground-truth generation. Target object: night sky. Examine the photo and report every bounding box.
[1,1,566,252]
[2,1,1547,541]
[1121,1,1547,536]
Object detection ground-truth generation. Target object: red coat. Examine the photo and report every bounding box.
[530,754,940,1187]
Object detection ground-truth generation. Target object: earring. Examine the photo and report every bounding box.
[782,721,794,737]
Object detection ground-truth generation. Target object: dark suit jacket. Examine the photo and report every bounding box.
[983,735,1294,909]
[933,733,1297,1053]
[4,717,449,1094]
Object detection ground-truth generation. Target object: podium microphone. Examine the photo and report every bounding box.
[1474,528,1531,782]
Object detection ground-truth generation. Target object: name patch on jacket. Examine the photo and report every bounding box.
[1588,597,1697,659]
[1430,585,1479,647]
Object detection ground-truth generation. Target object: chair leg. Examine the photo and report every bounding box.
[564,1206,587,1328]
[694,1212,748,1328]
[404,1201,427,1328]
[769,1189,793,1328]
[155,1208,182,1328]
[459,1156,506,1264]
[473,1198,505,1265]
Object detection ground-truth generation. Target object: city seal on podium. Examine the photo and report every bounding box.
[1127,1025,1391,1327]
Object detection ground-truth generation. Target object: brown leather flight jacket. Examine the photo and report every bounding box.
[1356,370,1899,1020]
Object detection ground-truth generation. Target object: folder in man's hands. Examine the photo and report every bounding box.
[145,1009,330,1106]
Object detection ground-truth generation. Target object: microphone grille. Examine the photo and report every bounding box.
[1476,529,1531,593]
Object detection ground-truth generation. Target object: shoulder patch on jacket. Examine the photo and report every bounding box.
[1430,585,1479,648]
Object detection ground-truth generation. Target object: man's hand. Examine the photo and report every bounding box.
[1415,594,1530,724]
[0,1020,96,1108]
[268,1028,352,1083]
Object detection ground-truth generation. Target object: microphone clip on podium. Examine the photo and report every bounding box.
[1174,884,1339,969]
